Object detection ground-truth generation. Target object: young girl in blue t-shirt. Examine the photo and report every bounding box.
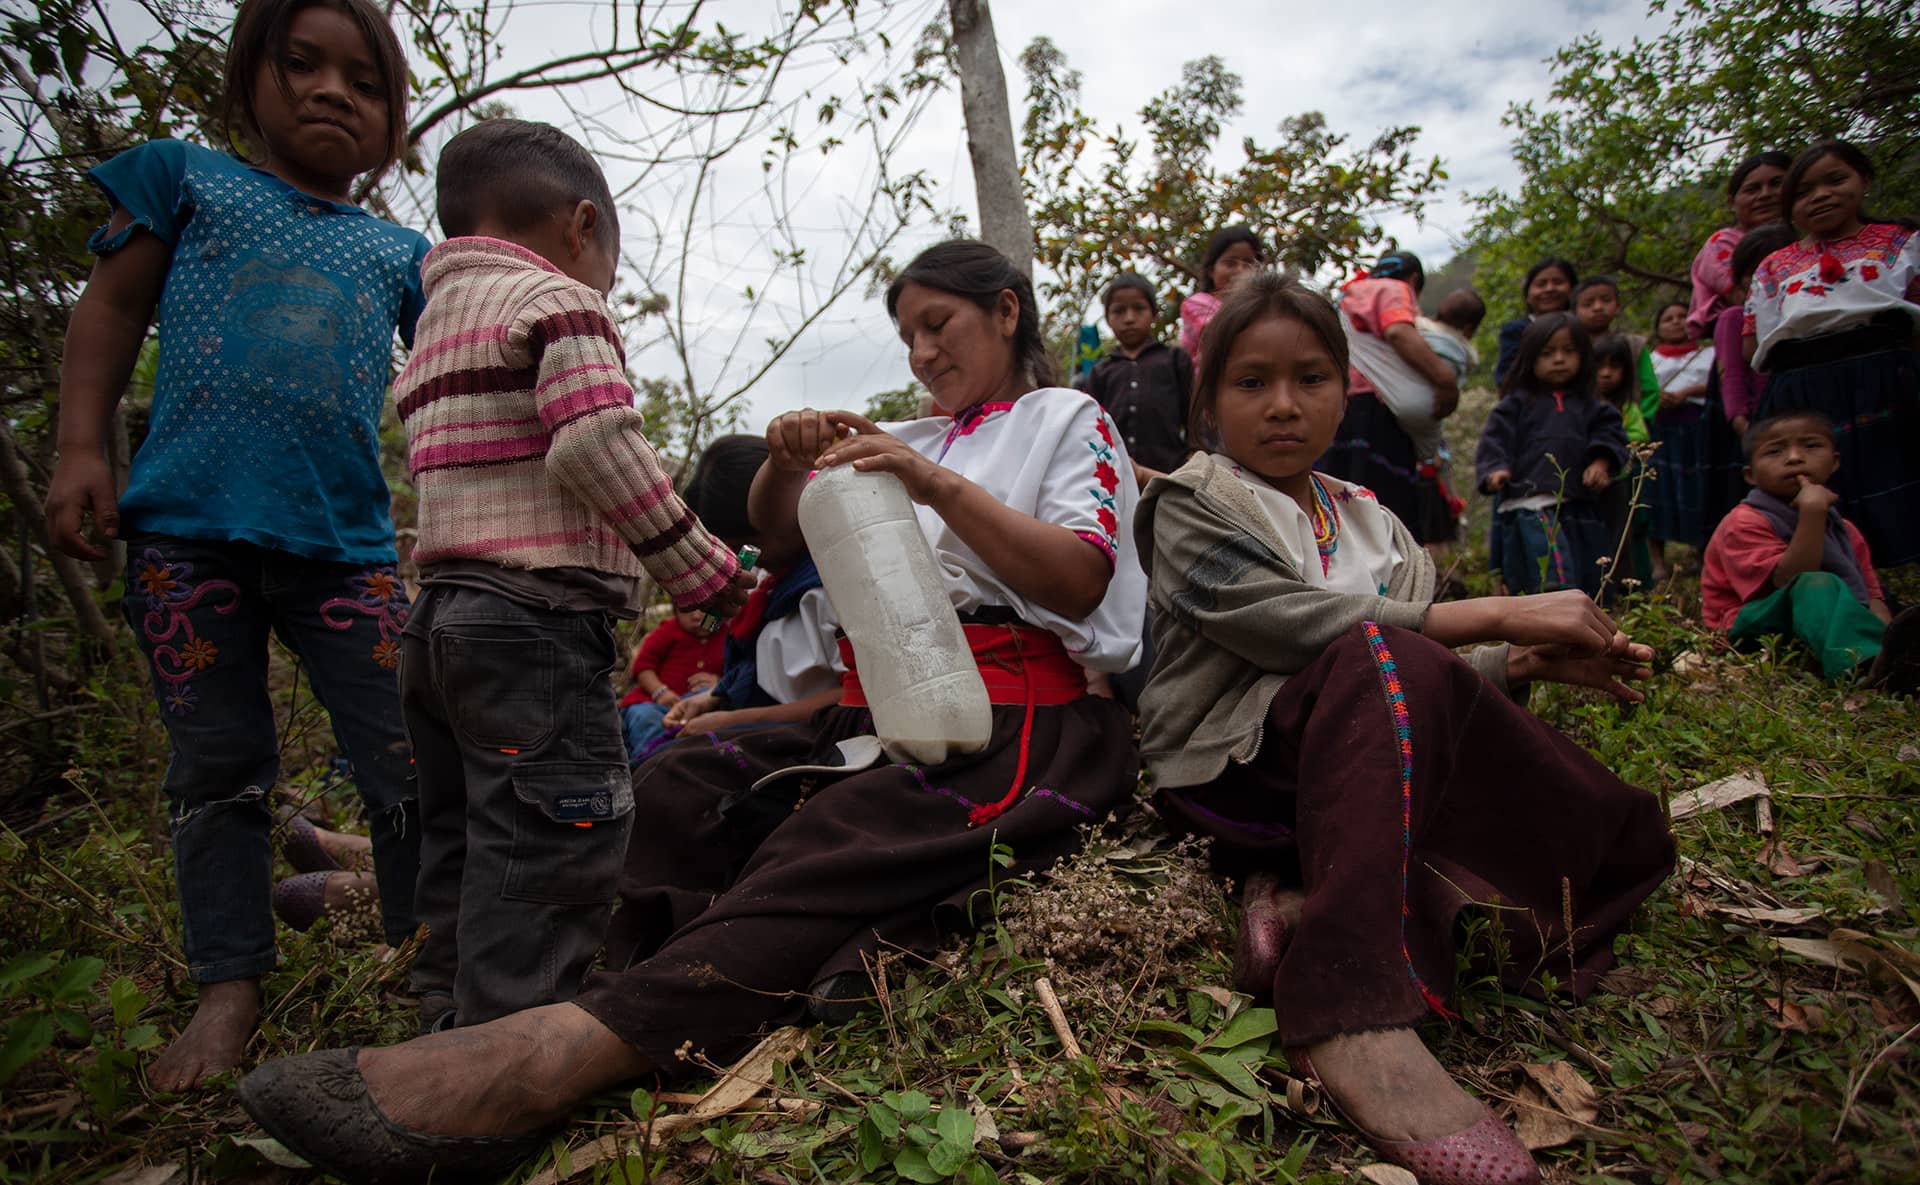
[46,0,427,1090]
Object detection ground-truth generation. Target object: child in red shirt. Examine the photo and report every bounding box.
[1701,411,1916,691]
[620,607,724,761]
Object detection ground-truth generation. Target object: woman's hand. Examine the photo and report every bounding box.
[662,692,718,729]
[816,411,956,505]
[766,410,853,473]
[1658,386,1687,412]
[1510,636,1655,703]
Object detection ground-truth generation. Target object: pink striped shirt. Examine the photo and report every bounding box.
[394,238,736,608]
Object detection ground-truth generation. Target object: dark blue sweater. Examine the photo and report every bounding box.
[1475,388,1629,502]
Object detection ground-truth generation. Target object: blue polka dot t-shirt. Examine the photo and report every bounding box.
[89,140,429,564]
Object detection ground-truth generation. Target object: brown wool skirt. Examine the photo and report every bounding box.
[1156,623,1674,1047]
[574,697,1137,1069]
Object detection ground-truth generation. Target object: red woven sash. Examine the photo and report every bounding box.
[835,624,1084,708]
[835,624,1086,827]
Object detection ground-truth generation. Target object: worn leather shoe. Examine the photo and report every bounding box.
[238,1048,554,1185]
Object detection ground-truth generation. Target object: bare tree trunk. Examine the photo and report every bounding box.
[0,421,115,649]
[947,0,1033,277]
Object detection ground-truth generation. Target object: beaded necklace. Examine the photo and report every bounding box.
[1308,474,1340,576]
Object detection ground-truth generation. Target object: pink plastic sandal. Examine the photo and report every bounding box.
[1289,1050,1541,1185]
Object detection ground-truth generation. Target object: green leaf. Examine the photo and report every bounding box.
[1201,1006,1276,1049]
[59,23,89,82]
[894,1089,932,1121]
[858,1117,887,1172]
[108,978,146,1029]
[50,958,105,1002]
[0,953,58,994]
[51,1008,92,1041]
[962,1162,1001,1185]
[0,1014,55,1084]
[927,1135,970,1176]
[865,1100,900,1140]
[935,1105,975,1147]
[893,1145,945,1183]
[1174,1049,1265,1099]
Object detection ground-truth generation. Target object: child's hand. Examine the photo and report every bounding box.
[1791,475,1839,516]
[1730,415,1750,438]
[663,692,717,729]
[817,412,955,505]
[1511,637,1655,703]
[45,453,120,561]
[686,671,719,692]
[651,687,682,709]
[767,410,852,472]
[1582,458,1611,492]
[681,708,745,735]
[1491,589,1622,655]
[1484,469,1511,493]
[1658,386,1686,412]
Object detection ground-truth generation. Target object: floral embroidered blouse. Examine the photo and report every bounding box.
[1743,223,1920,369]
[880,388,1145,672]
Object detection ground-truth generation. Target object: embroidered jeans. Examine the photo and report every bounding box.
[402,586,634,1029]
[122,535,419,984]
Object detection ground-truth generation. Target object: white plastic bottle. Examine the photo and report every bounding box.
[797,464,993,764]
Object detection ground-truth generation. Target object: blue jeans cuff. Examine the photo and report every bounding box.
[187,952,279,985]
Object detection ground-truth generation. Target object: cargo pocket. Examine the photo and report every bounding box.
[440,627,556,751]
[503,762,635,905]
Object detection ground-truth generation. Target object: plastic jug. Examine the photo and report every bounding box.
[798,465,993,764]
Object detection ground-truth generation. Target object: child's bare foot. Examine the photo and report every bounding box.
[149,978,262,1092]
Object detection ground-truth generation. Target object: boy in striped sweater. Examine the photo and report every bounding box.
[393,119,750,1031]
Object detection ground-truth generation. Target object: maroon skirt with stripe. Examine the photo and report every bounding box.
[1156,623,1673,1046]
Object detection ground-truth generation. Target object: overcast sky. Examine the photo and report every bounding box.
[653,0,1669,431]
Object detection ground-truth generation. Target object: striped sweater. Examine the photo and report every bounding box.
[394,237,736,608]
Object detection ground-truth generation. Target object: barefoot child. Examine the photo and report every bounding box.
[46,0,426,1089]
[1476,313,1629,597]
[393,119,748,1031]
[1136,271,1672,1182]
[1701,412,1917,691]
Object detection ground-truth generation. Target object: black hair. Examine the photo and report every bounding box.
[1589,333,1637,408]
[223,0,409,178]
[1730,223,1796,289]
[1500,311,1593,397]
[1573,275,1620,301]
[1521,257,1579,311]
[684,434,769,543]
[1197,225,1265,294]
[1103,271,1157,315]
[1653,300,1691,343]
[1190,271,1348,445]
[886,240,1058,389]
[1780,140,1918,232]
[1372,250,1425,294]
[1726,151,1792,201]
[1434,287,1485,334]
[436,119,621,253]
[1743,409,1837,461]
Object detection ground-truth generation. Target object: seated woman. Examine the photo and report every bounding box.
[234,240,1147,1181]
[1138,272,1674,1184]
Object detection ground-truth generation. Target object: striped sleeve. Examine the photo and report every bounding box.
[520,287,739,607]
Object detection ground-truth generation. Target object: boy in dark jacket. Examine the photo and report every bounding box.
[1085,272,1194,487]
[1476,313,1628,597]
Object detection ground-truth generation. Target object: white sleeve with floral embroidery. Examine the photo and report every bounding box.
[1744,224,1920,369]
[879,388,1146,672]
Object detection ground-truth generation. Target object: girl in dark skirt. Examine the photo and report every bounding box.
[232,240,1149,1182]
[1646,301,1716,576]
[1745,141,1920,566]
[1138,272,1672,1184]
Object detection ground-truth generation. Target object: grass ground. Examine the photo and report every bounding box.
[3,395,1918,1184]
